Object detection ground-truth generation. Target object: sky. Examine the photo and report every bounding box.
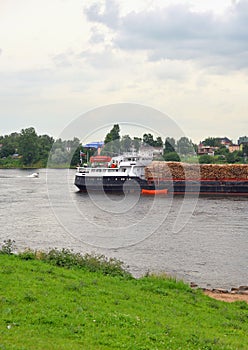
[0,0,248,143]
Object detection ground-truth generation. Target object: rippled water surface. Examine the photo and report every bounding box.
[0,168,247,289]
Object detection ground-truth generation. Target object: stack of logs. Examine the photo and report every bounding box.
[145,161,248,180]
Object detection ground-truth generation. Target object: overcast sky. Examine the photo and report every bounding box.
[0,0,247,143]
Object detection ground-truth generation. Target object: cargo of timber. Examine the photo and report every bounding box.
[74,156,248,195]
[145,162,248,196]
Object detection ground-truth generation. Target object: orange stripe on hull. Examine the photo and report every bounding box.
[141,189,168,195]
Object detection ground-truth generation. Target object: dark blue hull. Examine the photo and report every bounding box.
[75,175,148,193]
[74,175,248,195]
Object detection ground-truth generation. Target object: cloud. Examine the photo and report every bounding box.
[84,0,248,71]
[52,52,73,68]
[79,48,118,69]
[89,26,106,44]
[84,0,119,28]
[0,69,59,99]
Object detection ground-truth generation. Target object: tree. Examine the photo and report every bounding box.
[177,137,194,155]
[0,143,16,158]
[226,151,243,163]
[49,137,80,166]
[120,135,132,152]
[102,125,121,156]
[226,153,236,164]
[0,132,20,158]
[164,137,176,154]
[19,127,39,165]
[50,148,69,164]
[202,137,221,147]
[104,124,120,144]
[242,144,248,157]
[214,146,229,156]
[143,133,154,146]
[68,138,83,167]
[70,145,81,166]
[38,134,54,166]
[154,136,163,147]
[132,137,142,152]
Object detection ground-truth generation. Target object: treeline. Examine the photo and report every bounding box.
[1,125,247,168]
[0,127,81,168]
[0,128,53,167]
[102,124,196,162]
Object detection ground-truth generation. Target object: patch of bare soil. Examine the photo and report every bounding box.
[190,283,248,303]
[203,290,248,303]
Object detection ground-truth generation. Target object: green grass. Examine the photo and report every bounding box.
[0,254,247,350]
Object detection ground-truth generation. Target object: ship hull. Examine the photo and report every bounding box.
[75,175,148,193]
[74,175,248,195]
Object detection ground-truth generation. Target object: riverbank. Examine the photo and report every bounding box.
[204,289,248,303]
[0,249,247,349]
[190,283,248,303]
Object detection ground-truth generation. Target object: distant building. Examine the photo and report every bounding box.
[229,145,240,153]
[238,136,248,146]
[83,141,104,149]
[139,145,163,159]
[238,136,248,152]
[217,137,232,147]
[197,143,218,156]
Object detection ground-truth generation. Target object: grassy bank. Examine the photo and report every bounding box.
[0,250,247,349]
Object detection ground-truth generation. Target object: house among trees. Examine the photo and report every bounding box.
[238,136,248,151]
[139,144,163,159]
[229,144,240,153]
[197,136,237,156]
[217,137,232,147]
[197,143,219,156]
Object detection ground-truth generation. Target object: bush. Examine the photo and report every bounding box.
[0,240,132,278]
[18,248,37,260]
[17,247,132,279]
[164,152,181,162]
[198,154,214,164]
[43,248,82,268]
[82,253,131,278]
[0,239,16,254]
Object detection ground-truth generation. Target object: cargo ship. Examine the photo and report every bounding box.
[74,155,248,196]
[75,154,152,193]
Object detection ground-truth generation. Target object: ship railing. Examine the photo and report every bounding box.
[77,167,120,174]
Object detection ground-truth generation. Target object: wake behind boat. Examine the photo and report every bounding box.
[27,172,39,178]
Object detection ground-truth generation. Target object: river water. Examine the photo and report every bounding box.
[0,168,247,289]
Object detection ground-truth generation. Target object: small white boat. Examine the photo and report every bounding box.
[27,172,39,178]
